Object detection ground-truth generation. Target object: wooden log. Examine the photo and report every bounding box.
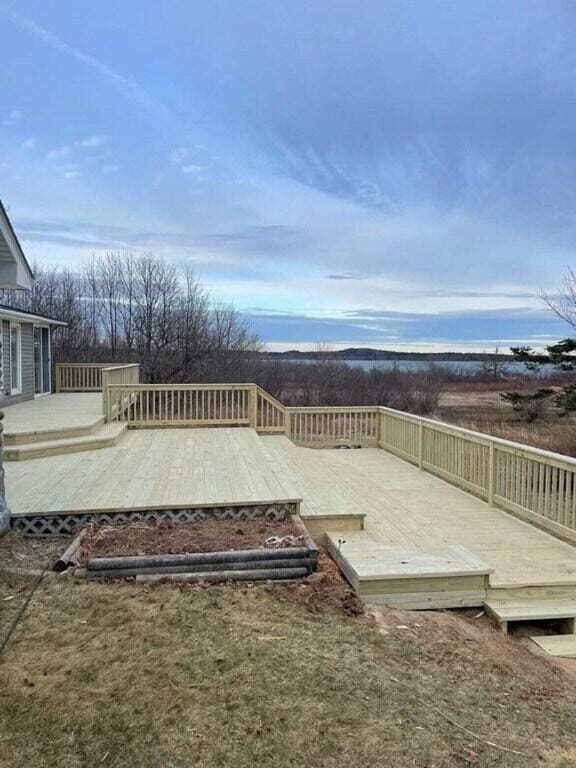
[85,557,314,579]
[135,567,309,583]
[52,529,86,572]
[86,546,311,571]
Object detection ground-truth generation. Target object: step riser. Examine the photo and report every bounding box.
[4,419,105,446]
[5,436,123,461]
[488,586,576,602]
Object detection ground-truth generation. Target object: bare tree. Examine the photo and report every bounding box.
[542,267,576,330]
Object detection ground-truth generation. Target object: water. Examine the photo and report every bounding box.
[271,358,558,376]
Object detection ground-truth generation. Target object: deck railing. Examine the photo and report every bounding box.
[256,387,286,433]
[105,383,253,426]
[101,365,141,419]
[55,363,138,393]
[100,377,576,544]
[286,406,379,446]
[379,407,576,544]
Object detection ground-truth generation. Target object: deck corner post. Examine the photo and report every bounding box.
[488,440,495,506]
[285,409,292,440]
[418,419,424,470]
[0,412,11,531]
[249,384,258,428]
[376,407,384,448]
[102,370,110,421]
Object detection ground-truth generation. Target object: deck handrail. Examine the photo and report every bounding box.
[100,378,576,543]
[378,406,576,544]
[105,382,254,426]
[101,364,141,418]
[55,362,137,393]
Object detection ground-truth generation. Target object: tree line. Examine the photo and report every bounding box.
[0,252,260,383]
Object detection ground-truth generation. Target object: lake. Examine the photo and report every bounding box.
[272,358,557,375]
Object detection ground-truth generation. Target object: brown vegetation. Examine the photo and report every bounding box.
[1,566,576,767]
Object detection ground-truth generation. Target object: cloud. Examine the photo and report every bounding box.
[46,146,72,159]
[326,273,366,281]
[170,147,190,165]
[20,137,36,150]
[63,170,81,179]
[79,134,107,148]
[181,164,203,174]
[3,108,23,126]
[243,306,570,350]
[0,7,169,119]
[100,164,120,174]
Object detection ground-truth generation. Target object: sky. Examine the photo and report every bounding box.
[0,0,575,352]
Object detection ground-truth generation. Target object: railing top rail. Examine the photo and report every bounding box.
[379,405,576,470]
[285,405,379,414]
[255,385,285,410]
[106,382,253,391]
[102,363,140,372]
[56,362,127,368]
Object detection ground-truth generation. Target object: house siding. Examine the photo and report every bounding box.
[2,319,35,406]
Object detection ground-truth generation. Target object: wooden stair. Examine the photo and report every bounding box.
[4,416,106,446]
[326,531,493,609]
[530,635,576,658]
[4,423,127,460]
[484,598,576,635]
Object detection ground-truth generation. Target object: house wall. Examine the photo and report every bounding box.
[1,319,35,405]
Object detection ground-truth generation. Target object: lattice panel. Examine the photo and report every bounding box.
[10,503,297,536]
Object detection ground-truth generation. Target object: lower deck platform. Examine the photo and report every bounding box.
[7,426,576,607]
[7,428,301,534]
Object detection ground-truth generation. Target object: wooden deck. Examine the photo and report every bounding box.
[3,393,103,441]
[6,406,576,602]
[7,428,300,518]
[262,436,576,596]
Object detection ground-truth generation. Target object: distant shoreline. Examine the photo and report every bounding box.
[260,347,514,362]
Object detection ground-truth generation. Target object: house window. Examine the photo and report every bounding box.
[10,323,22,394]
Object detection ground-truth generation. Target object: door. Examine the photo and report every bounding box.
[34,326,51,395]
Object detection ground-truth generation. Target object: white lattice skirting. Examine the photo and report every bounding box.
[11,502,298,536]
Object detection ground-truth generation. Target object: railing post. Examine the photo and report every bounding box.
[488,440,495,506]
[418,419,424,470]
[55,364,61,393]
[378,410,384,446]
[249,384,258,428]
[102,370,110,421]
[285,409,292,440]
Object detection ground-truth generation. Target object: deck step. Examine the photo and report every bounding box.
[484,598,576,633]
[326,531,492,610]
[4,416,106,446]
[530,635,576,658]
[4,423,127,460]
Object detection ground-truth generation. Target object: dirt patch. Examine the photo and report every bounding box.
[0,532,72,572]
[266,548,365,618]
[81,518,305,559]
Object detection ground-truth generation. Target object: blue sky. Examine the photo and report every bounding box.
[0,0,574,351]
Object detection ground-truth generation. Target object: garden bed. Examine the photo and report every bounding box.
[81,517,305,558]
[77,515,318,583]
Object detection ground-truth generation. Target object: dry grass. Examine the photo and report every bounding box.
[437,388,576,457]
[1,572,576,767]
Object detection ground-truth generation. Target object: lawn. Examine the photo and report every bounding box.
[1,568,576,768]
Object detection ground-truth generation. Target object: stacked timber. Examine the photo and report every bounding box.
[81,545,317,582]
